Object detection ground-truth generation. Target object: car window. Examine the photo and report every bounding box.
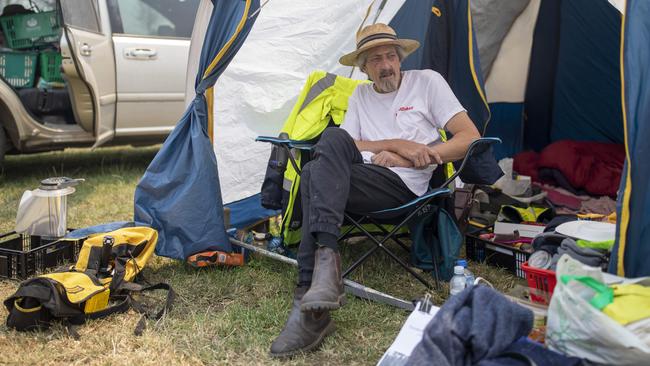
[60,0,100,33]
[0,0,55,13]
[108,0,199,38]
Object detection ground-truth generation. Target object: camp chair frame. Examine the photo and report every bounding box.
[256,136,501,292]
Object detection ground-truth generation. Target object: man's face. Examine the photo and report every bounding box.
[363,45,402,93]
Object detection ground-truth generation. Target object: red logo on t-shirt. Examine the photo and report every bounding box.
[398,106,414,112]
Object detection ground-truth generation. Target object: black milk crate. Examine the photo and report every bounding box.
[465,234,532,279]
[0,231,84,279]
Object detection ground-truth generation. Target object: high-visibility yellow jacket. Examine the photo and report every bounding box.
[279,71,369,245]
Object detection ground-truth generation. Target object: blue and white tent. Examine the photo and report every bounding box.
[181,0,488,238]
[135,0,649,278]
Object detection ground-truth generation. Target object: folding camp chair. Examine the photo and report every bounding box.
[256,135,502,291]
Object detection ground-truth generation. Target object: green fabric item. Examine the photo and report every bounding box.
[561,275,614,310]
[576,239,615,250]
[498,205,552,223]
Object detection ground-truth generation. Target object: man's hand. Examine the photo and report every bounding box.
[371,151,413,168]
[353,111,479,165]
[428,146,443,165]
[391,140,443,168]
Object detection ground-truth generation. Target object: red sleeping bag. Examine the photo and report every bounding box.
[513,140,625,197]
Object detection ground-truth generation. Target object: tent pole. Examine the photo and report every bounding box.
[347,0,390,79]
[229,237,415,311]
[248,0,271,19]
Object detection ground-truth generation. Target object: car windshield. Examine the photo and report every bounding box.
[0,0,55,13]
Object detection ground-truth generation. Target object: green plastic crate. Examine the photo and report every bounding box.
[0,11,61,49]
[0,51,37,88]
[39,51,63,83]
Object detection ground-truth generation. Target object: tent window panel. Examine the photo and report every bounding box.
[109,0,199,38]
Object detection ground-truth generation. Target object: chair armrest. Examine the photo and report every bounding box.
[255,136,315,151]
[256,135,317,175]
[440,137,502,188]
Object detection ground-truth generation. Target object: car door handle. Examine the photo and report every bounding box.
[80,43,92,57]
[124,48,158,60]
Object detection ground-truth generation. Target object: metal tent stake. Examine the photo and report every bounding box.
[229,237,414,311]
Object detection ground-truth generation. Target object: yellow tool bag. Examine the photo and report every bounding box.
[4,227,174,336]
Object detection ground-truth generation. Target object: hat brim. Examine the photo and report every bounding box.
[339,38,420,67]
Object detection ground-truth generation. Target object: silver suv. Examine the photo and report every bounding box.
[0,0,200,164]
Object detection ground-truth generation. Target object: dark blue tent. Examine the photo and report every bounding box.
[481,0,624,159]
[134,0,260,260]
[389,0,648,276]
[390,0,490,133]
[609,0,650,277]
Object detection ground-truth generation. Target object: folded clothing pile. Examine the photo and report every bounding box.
[530,232,609,271]
[527,216,614,271]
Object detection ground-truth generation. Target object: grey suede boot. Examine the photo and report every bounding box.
[300,246,346,312]
[269,286,335,358]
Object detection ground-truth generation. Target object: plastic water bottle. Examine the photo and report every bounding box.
[267,236,296,259]
[449,266,467,296]
[456,259,475,288]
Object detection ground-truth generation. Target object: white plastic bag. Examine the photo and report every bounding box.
[546,255,650,365]
[493,158,530,196]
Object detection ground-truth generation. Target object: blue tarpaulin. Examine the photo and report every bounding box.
[134,0,260,260]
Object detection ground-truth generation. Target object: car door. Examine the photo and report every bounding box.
[59,0,117,147]
[106,0,200,138]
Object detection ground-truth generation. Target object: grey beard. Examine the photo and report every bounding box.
[375,77,398,93]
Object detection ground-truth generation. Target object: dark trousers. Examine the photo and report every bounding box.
[297,128,416,285]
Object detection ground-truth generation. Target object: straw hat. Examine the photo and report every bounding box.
[339,23,420,67]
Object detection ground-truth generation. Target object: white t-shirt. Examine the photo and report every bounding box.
[341,69,466,196]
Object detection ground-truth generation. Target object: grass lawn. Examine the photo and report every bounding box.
[0,146,519,365]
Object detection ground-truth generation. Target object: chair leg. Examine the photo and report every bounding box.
[430,250,441,291]
[342,245,380,278]
[391,236,411,253]
[343,214,434,290]
[337,216,367,241]
[367,218,410,253]
[376,241,434,289]
[338,224,356,241]
[364,218,439,290]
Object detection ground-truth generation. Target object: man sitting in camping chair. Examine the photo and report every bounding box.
[270,23,480,357]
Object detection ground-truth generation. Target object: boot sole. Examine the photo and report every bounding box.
[300,293,347,312]
[269,320,336,359]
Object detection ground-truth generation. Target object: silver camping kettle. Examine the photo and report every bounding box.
[15,177,84,238]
